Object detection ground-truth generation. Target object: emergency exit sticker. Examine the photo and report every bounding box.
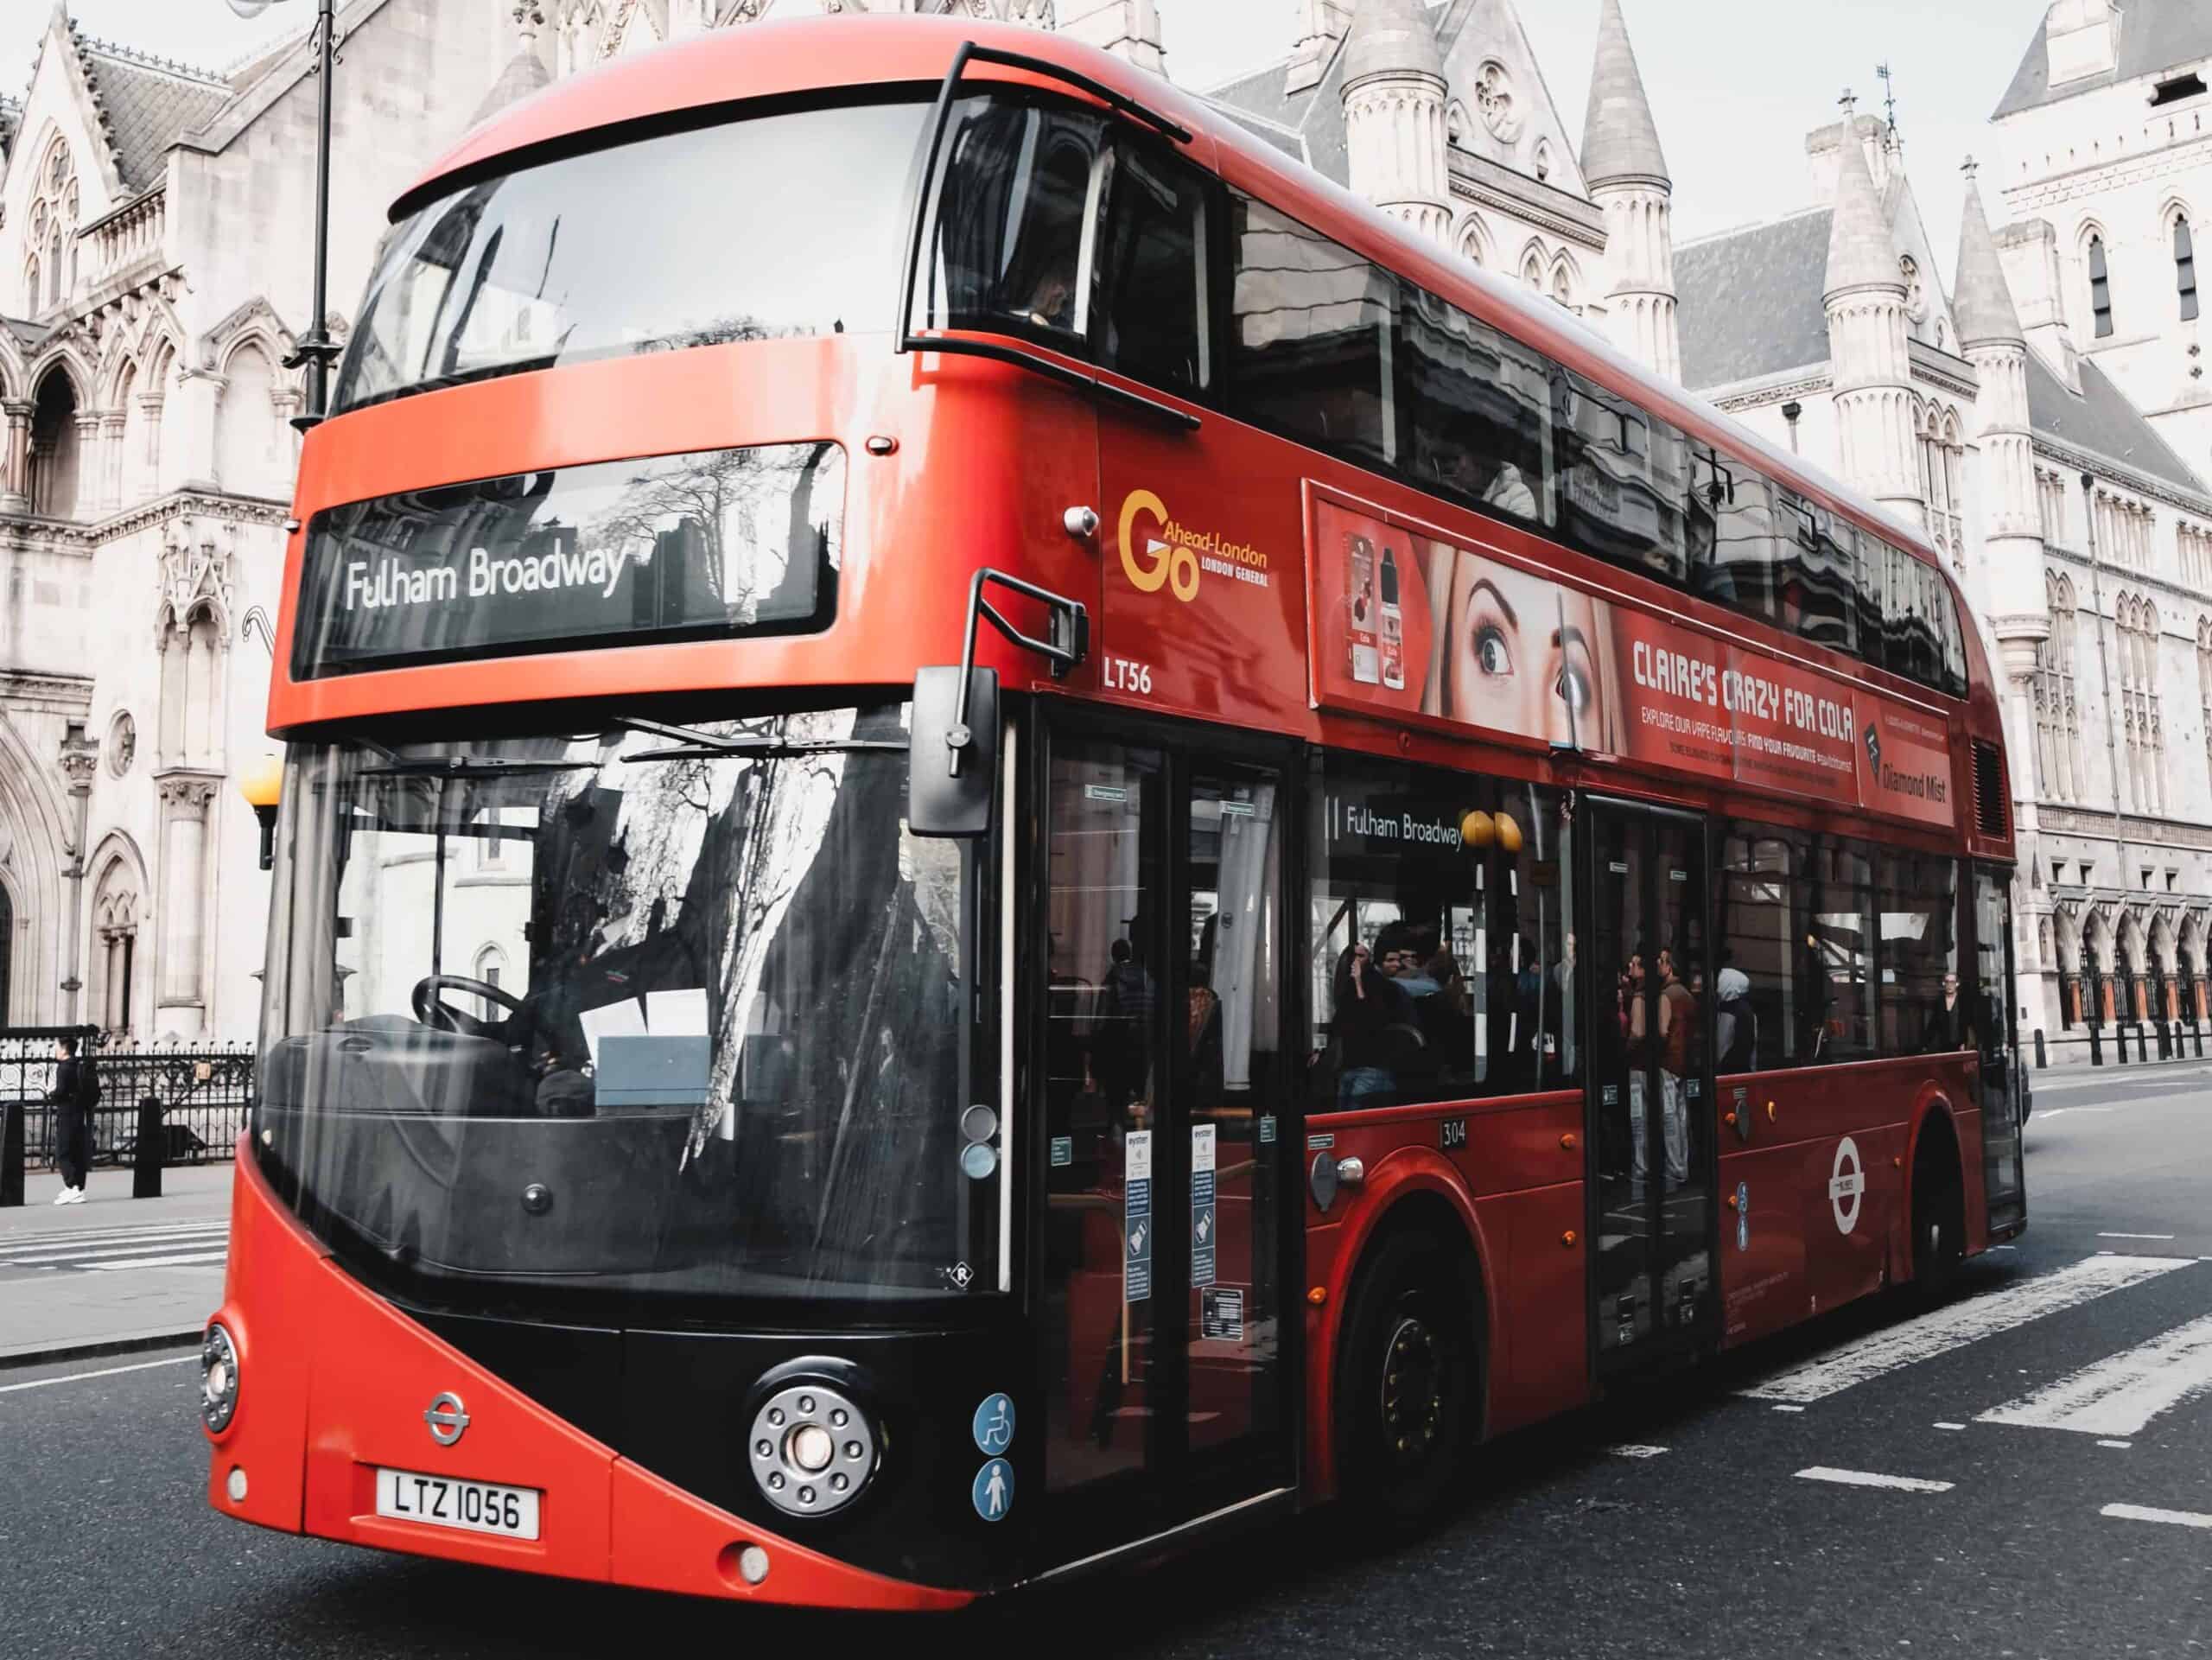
[1126,1130,1153,1303]
[1191,1124,1217,1289]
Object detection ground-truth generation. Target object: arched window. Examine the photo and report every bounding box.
[2036,570,2084,802]
[1522,250,1544,291]
[472,944,510,1022]
[2197,618,2212,795]
[2088,232,2114,337]
[27,140,76,313]
[90,852,143,1037]
[0,881,11,1024]
[1457,213,1488,270]
[2177,215,2199,321]
[2114,593,2167,814]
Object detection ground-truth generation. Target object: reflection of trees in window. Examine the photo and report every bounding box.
[588,440,841,629]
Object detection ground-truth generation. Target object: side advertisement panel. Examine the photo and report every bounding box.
[1306,491,1955,830]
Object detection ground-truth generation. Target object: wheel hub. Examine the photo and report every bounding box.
[1379,1314,1444,1468]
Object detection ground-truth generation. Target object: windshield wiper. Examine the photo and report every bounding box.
[360,756,592,780]
[612,716,905,763]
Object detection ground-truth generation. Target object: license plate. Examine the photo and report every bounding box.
[373,1466,541,1540]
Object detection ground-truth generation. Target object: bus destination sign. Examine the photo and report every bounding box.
[290,442,843,678]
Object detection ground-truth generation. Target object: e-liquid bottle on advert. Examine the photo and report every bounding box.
[1379,545,1404,690]
[1347,533,1378,684]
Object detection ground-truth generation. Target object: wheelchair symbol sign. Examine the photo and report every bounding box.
[973,1392,1015,1455]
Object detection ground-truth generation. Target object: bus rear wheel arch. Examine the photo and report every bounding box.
[1331,1205,1485,1531]
[1908,1110,1966,1300]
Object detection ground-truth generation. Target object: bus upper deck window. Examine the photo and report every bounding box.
[929,96,1110,346]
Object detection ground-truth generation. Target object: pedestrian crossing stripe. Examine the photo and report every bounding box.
[1740,1254,2195,1404]
[0,1221,230,1250]
[1976,1309,2212,1439]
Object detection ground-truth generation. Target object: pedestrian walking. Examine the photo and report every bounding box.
[49,1034,96,1205]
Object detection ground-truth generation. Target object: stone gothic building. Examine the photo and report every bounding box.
[5,0,2208,1050]
[1673,0,2212,1047]
[0,2,509,1037]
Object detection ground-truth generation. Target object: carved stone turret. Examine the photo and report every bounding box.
[1340,0,1451,247]
[1580,0,1677,381]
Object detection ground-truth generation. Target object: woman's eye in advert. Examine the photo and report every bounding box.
[1473,624,1513,677]
[1554,662,1591,713]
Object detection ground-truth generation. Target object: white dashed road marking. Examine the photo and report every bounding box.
[1606,1445,1669,1459]
[1796,1466,1955,1493]
[2101,1503,2212,1531]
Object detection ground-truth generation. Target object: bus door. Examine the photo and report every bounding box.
[1033,721,1296,1571]
[1973,866,2026,1236]
[1584,799,1720,1374]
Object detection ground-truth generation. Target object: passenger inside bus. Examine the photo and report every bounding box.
[1309,763,1573,1110]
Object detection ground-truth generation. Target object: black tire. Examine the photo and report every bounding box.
[1332,1227,1480,1533]
[1910,1135,1966,1301]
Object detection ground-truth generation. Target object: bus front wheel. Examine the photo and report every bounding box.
[1332,1226,1479,1532]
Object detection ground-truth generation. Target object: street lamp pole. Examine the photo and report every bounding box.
[228,0,343,429]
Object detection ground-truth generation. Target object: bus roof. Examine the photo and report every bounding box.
[404,15,1980,666]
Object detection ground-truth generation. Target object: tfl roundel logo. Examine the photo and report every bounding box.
[424,1390,470,1447]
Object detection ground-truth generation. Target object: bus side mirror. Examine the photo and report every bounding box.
[908,666,998,839]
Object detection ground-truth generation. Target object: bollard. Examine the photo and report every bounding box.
[2197,1024,2206,1059]
[132,1095,163,1199]
[0,1099,22,1207]
[2033,1028,2048,1069]
[2158,1021,2172,1061]
[2137,1024,2151,1065]
[2090,1023,2104,1065]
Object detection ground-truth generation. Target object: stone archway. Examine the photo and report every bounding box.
[0,711,77,1025]
[2150,912,2180,1021]
[86,831,149,1038]
[2119,910,2150,1022]
[2182,913,2210,1023]
[2084,906,2116,1026]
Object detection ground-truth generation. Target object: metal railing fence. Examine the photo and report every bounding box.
[0,1028,251,1169]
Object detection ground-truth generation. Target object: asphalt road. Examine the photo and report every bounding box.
[7,1064,2212,1658]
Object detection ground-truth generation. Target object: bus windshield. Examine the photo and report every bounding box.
[332,95,932,411]
[255,703,994,1307]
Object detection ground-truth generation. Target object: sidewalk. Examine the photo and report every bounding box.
[0,1161,232,1367]
[2033,1052,2212,1091]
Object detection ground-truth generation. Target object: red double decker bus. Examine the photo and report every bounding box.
[202,16,2025,1609]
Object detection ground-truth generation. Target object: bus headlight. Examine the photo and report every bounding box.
[748,1381,877,1517]
[201,1323,240,1434]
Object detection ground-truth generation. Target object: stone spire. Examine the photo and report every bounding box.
[1824,97,1902,301]
[1341,0,1441,85]
[1821,92,1920,521]
[1956,156,2046,825]
[1953,158,2024,351]
[471,4,552,126]
[1580,0,1667,188]
[1340,0,1451,247]
[1581,0,1677,382]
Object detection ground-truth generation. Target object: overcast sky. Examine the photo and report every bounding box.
[6,0,2037,272]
